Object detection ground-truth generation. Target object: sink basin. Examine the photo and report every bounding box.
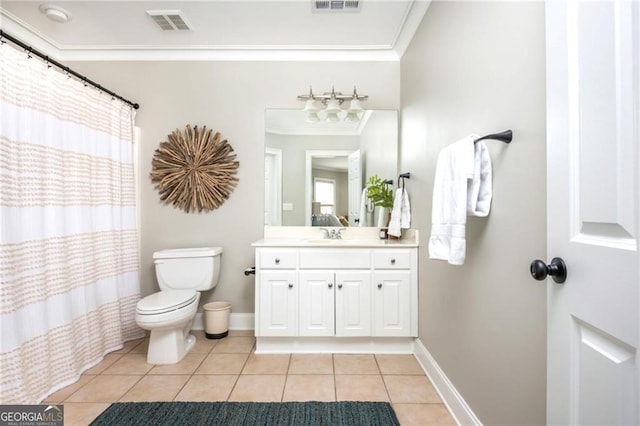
[304,238,380,245]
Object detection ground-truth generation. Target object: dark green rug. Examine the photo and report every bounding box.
[90,401,400,425]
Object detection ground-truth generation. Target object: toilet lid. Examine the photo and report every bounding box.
[137,290,197,314]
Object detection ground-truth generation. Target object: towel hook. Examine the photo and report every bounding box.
[398,172,411,192]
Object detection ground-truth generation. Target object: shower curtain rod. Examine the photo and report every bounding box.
[0,30,140,110]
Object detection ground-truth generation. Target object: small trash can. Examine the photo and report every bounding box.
[203,301,231,339]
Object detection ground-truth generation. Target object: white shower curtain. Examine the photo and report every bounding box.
[0,42,143,403]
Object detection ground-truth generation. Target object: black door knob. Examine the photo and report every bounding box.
[530,257,567,283]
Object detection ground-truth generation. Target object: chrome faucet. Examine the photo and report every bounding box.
[319,228,346,239]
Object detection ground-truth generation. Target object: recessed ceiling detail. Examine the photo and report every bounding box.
[313,0,361,12]
[146,10,193,31]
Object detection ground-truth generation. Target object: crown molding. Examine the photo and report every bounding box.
[1,2,430,62]
[393,0,432,58]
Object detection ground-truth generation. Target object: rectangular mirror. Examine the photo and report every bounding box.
[265,109,398,227]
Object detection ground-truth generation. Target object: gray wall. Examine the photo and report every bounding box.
[69,61,400,313]
[360,110,398,182]
[399,2,547,425]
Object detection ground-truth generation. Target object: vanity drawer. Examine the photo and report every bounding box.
[299,249,371,269]
[258,249,297,269]
[373,250,411,269]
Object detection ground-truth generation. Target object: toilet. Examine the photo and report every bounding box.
[135,247,222,364]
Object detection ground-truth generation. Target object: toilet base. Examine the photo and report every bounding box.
[146,328,196,364]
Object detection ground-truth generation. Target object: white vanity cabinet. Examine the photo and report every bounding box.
[299,270,372,337]
[253,242,418,353]
[372,250,412,336]
[256,249,298,336]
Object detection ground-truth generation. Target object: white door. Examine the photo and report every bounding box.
[348,150,362,226]
[335,271,372,336]
[299,271,335,336]
[545,1,639,424]
[372,271,411,337]
[258,271,297,336]
[264,148,282,226]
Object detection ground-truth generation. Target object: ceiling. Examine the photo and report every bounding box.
[0,0,431,61]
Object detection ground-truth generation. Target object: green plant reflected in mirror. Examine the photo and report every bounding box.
[264,109,398,227]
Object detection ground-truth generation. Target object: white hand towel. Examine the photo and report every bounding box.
[388,188,411,238]
[400,189,411,228]
[467,141,492,216]
[428,135,492,265]
[358,186,374,227]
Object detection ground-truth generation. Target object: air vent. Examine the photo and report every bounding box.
[313,0,361,12]
[146,10,193,31]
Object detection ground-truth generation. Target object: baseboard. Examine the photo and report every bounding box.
[413,339,482,426]
[192,313,255,331]
[256,336,415,354]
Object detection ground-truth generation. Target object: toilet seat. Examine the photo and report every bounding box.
[137,290,197,315]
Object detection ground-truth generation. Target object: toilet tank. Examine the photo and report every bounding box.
[153,247,222,291]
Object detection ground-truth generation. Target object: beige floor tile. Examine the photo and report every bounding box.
[112,338,146,354]
[335,375,389,401]
[228,330,255,337]
[282,375,335,402]
[334,354,380,375]
[210,336,255,353]
[174,375,238,401]
[102,353,154,375]
[228,375,286,402]
[289,354,334,374]
[384,375,441,404]
[42,375,93,403]
[83,354,123,375]
[196,353,249,375]
[63,403,111,426]
[148,351,207,375]
[128,339,149,354]
[393,403,456,425]
[66,375,142,403]
[119,375,190,402]
[376,354,425,375]
[242,354,290,374]
[190,331,218,353]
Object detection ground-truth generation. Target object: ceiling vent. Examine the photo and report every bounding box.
[313,0,361,12]
[146,10,193,31]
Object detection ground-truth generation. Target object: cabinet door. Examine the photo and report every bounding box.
[299,271,335,336]
[335,271,372,337]
[373,271,411,336]
[258,271,297,336]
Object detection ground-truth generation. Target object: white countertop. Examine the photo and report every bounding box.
[252,227,419,248]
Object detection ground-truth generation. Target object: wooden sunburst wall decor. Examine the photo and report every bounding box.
[150,125,239,213]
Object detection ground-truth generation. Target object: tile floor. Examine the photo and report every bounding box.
[44,331,456,425]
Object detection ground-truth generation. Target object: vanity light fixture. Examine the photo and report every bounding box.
[297,86,368,123]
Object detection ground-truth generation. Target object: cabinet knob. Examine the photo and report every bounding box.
[390,258,396,265]
[338,283,343,289]
[288,283,293,288]
[275,258,280,264]
[377,283,383,289]
[328,283,333,289]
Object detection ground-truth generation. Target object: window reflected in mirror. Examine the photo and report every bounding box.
[265,109,398,227]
